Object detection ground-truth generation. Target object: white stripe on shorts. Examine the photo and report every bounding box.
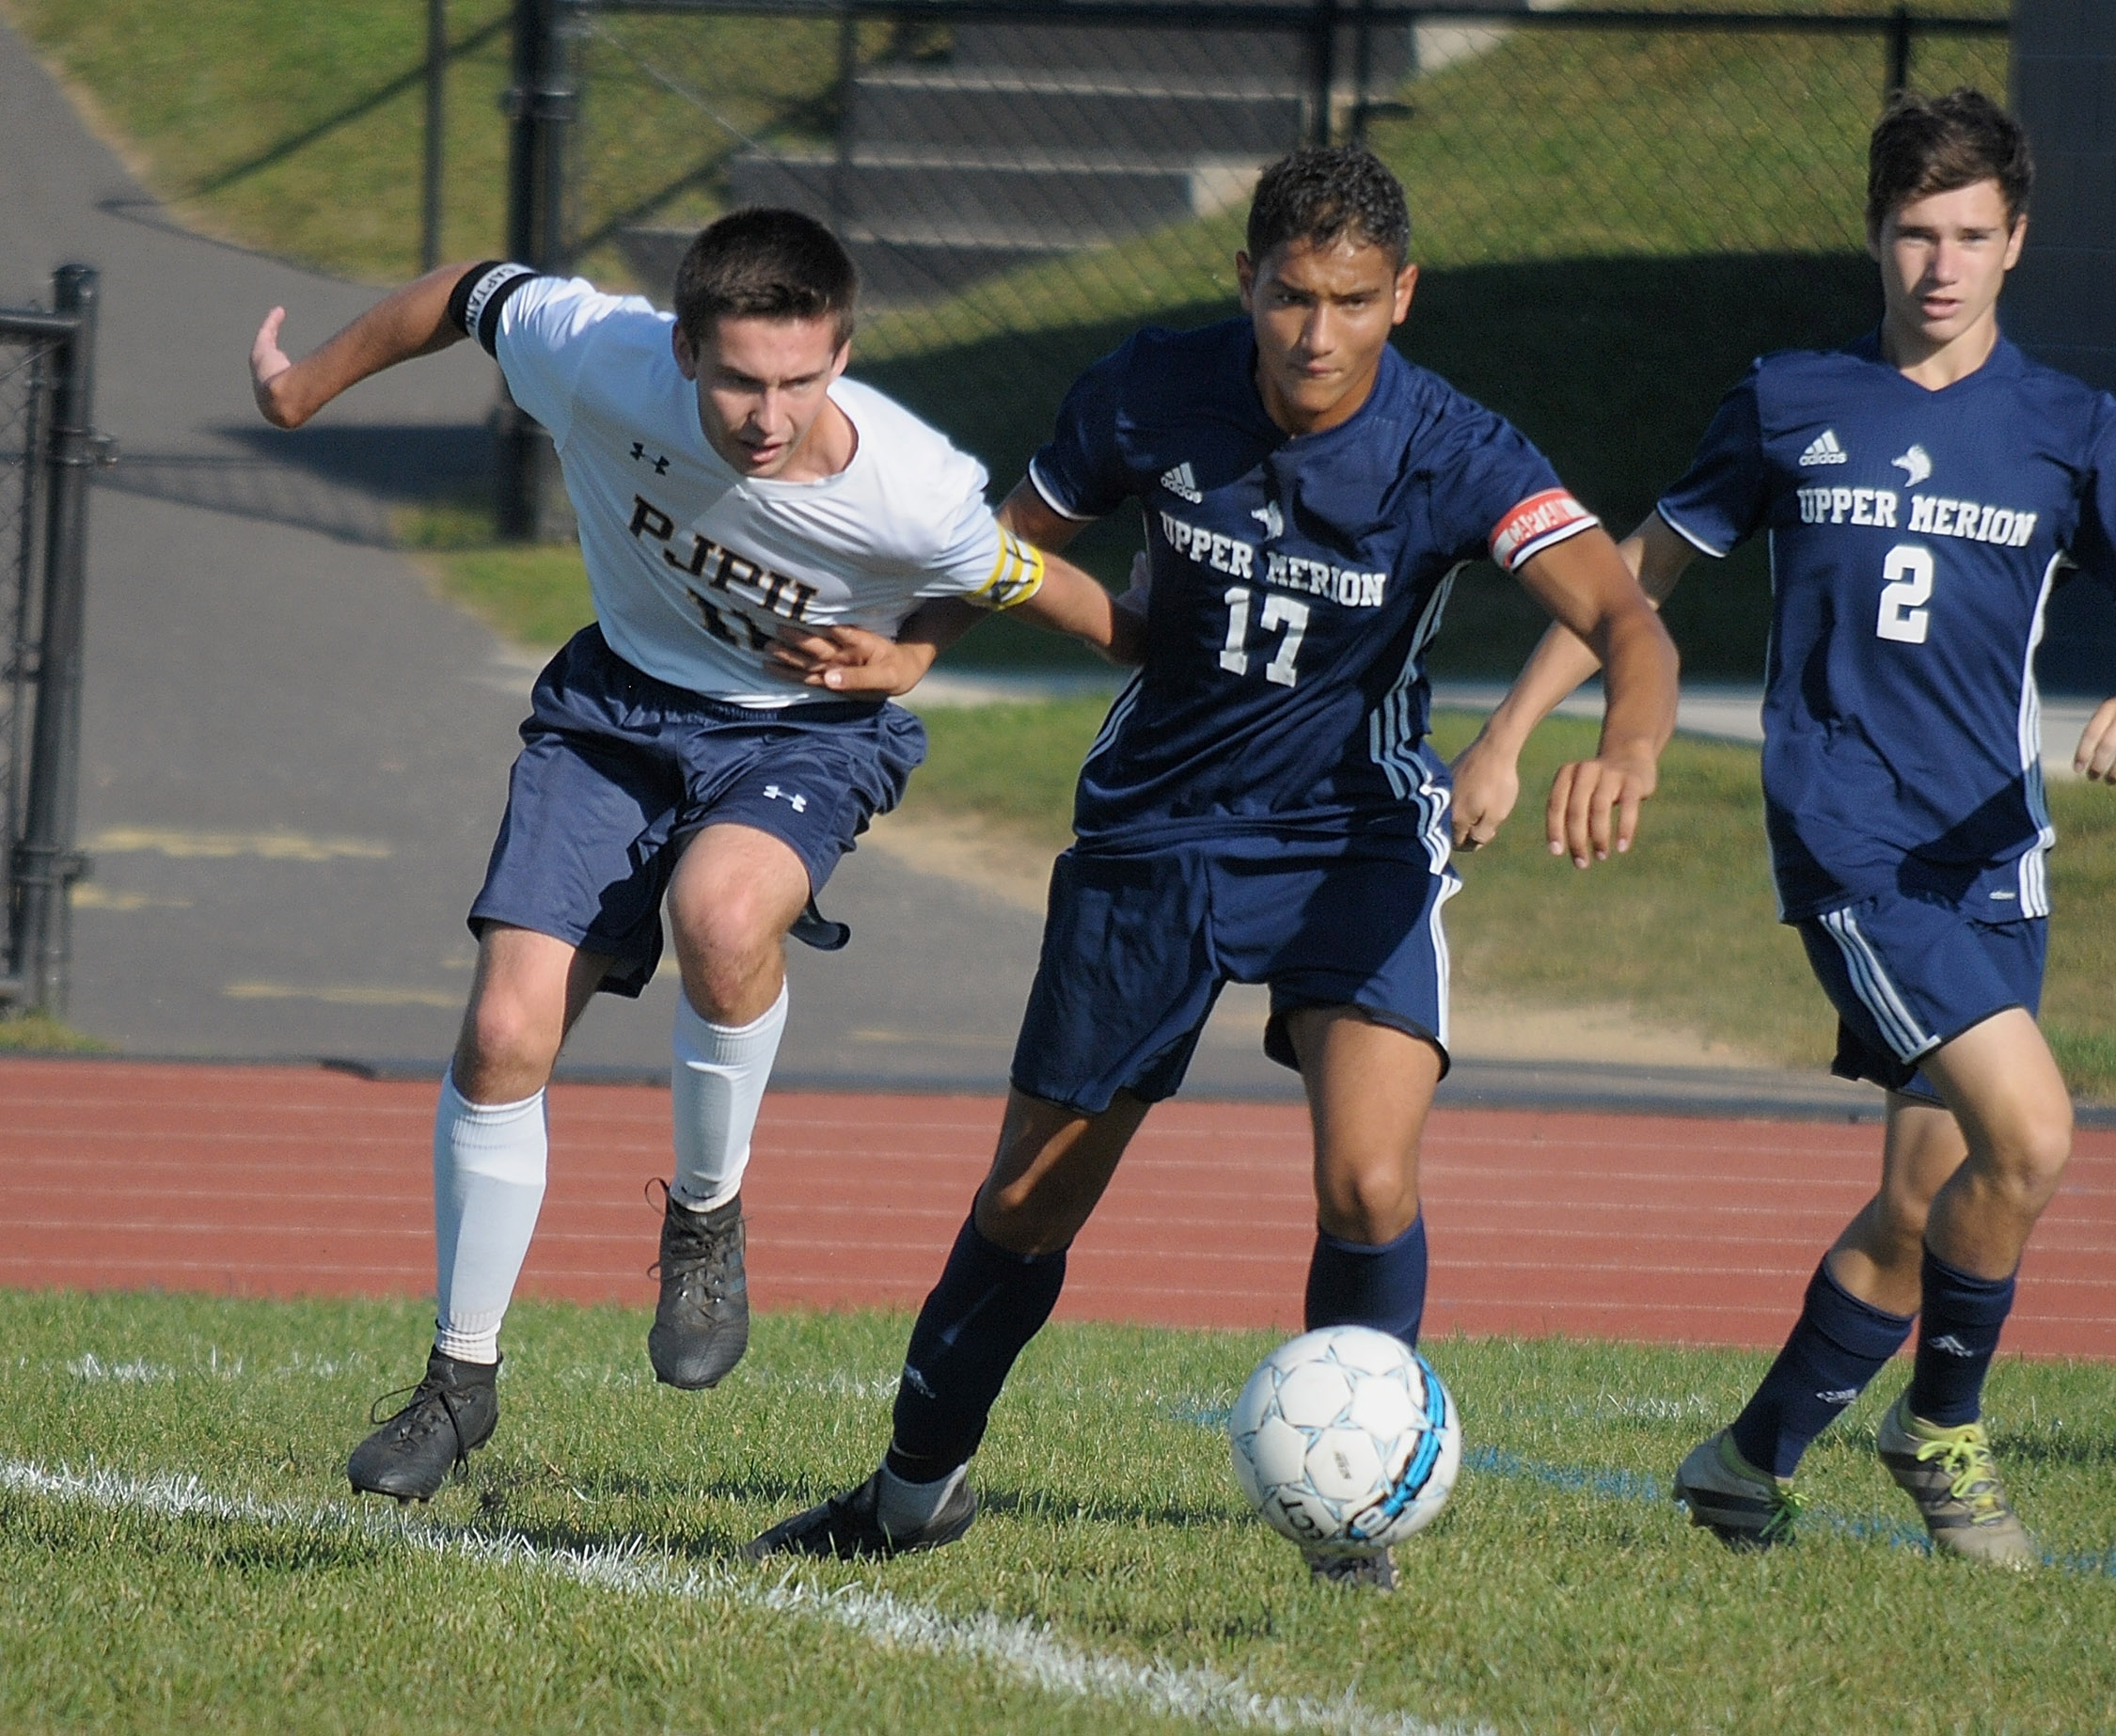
[1819,908,1937,1064]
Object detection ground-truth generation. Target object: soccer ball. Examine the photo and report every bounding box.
[1228,1325,1461,1553]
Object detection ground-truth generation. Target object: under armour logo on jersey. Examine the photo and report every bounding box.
[762,784,808,813]
[1159,462,1203,502]
[1250,499,1285,540]
[1798,429,1849,466]
[1892,443,1934,488]
[629,441,671,474]
[1927,1334,1977,1357]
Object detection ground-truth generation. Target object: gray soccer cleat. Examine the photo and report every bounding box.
[648,1191,750,1390]
[744,1471,979,1560]
[346,1349,498,1503]
[1672,1428,1803,1548]
[1876,1393,2038,1568]
[1303,1545,1398,1590]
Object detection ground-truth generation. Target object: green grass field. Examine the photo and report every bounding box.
[906,702,2116,1101]
[4,1289,2113,1732]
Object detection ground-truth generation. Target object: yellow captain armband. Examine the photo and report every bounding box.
[971,529,1046,609]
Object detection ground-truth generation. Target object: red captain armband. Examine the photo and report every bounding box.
[1489,489,1598,572]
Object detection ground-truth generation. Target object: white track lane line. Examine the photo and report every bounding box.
[0,1460,1477,1736]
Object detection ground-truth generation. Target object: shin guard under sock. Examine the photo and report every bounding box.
[1908,1243,2015,1428]
[1729,1258,1913,1477]
[671,984,787,1210]
[1303,1213,1428,1349]
[886,1212,1066,1480]
[432,1071,547,1365]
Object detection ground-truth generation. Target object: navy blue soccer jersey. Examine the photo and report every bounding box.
[1029,318,1596,850]
[1660,332,2116,922]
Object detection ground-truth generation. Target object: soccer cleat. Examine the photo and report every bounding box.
[648,1190,750,1390]
[1875,1393,2038,1568]
[1303,1546,1398,1590]
[743,1470,979,1560]
[1671,1428,1804,1548]
[346,1349,498,1503]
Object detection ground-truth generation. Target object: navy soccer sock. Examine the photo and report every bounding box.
[885,1211,1067,1482]
[1907,1243,2015,1428]
[1729,1259,1913,1478]
[1303,1213,1427,1349]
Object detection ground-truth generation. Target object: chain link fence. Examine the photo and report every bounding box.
[507,1,2012,675]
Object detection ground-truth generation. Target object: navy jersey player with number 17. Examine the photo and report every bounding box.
[750,146,1679,1587]
[1454,90,2116,1564]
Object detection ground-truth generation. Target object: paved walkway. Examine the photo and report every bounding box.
[6,1057,2113,1354]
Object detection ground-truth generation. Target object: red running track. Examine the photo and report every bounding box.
[4,1057,2112,1356]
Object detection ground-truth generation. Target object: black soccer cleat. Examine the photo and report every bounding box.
[347,1349,499,1503]
[648,1190,750,1389]
[743,1471,979,1561]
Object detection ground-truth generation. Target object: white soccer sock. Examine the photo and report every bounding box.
[432,1070,547,1365]
[670,982,788,1211]
[876,1461,968,1535]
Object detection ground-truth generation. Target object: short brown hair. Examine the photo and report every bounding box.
[673,208,858,348]
[1867,87,2032,231]
[1246,145,1411,271]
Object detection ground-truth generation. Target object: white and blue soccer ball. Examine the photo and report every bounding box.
[1228,1325,1461,1552]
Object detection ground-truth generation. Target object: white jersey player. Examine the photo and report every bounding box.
[250,209,1134,1503]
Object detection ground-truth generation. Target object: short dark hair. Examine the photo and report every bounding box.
[673,208,858,348]
[1245,146,1411,270]
[1867,87,2032,231]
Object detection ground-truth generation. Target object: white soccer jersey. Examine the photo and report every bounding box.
[486,272,1042,705]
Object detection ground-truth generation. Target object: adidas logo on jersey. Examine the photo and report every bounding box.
[1159,463,1203,503]
[1798,429,1849,466]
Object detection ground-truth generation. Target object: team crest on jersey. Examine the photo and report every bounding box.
[1250,499,1285,539]
[1798,429,1850,466]
[1159,463,1204,503]
[1891,444,1934,488]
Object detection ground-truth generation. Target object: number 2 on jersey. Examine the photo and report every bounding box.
[1876,544,1934,645]
[1220,585,1310,687]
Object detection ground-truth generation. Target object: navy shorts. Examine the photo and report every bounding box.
[1011,832,1460,1115]
[470,625,925,996]
[1797,891,2045,1101]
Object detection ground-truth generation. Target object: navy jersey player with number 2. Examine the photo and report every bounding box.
[1454,89,2116,1565]
[749,146,1679,1588]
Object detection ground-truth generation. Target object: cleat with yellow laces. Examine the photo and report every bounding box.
[1875,1393,2038,1568]
[1671,1428,1804,1548]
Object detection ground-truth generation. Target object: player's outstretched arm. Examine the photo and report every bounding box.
[2077,696,2116,783]
[772,543,1138,698]
[1451,514,1693,854]
[1508,523,1681,868]
[251,261,479,430]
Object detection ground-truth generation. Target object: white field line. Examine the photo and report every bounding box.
[0,1459,1481,1736]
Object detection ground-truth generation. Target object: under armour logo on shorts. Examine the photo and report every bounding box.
[763,783,808,813]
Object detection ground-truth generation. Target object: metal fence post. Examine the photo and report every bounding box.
[1308,0,1338,148]
[1887,3,1912,98]
[497,0,577,541]
[12,265,99,1018]
[422,0,448,272]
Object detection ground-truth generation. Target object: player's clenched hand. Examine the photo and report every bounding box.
[1447,734,1521,852]
[2075,696,2116,784]
[251,308,303,428]
[769,623,933,696]
[1545,747,1657,868]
